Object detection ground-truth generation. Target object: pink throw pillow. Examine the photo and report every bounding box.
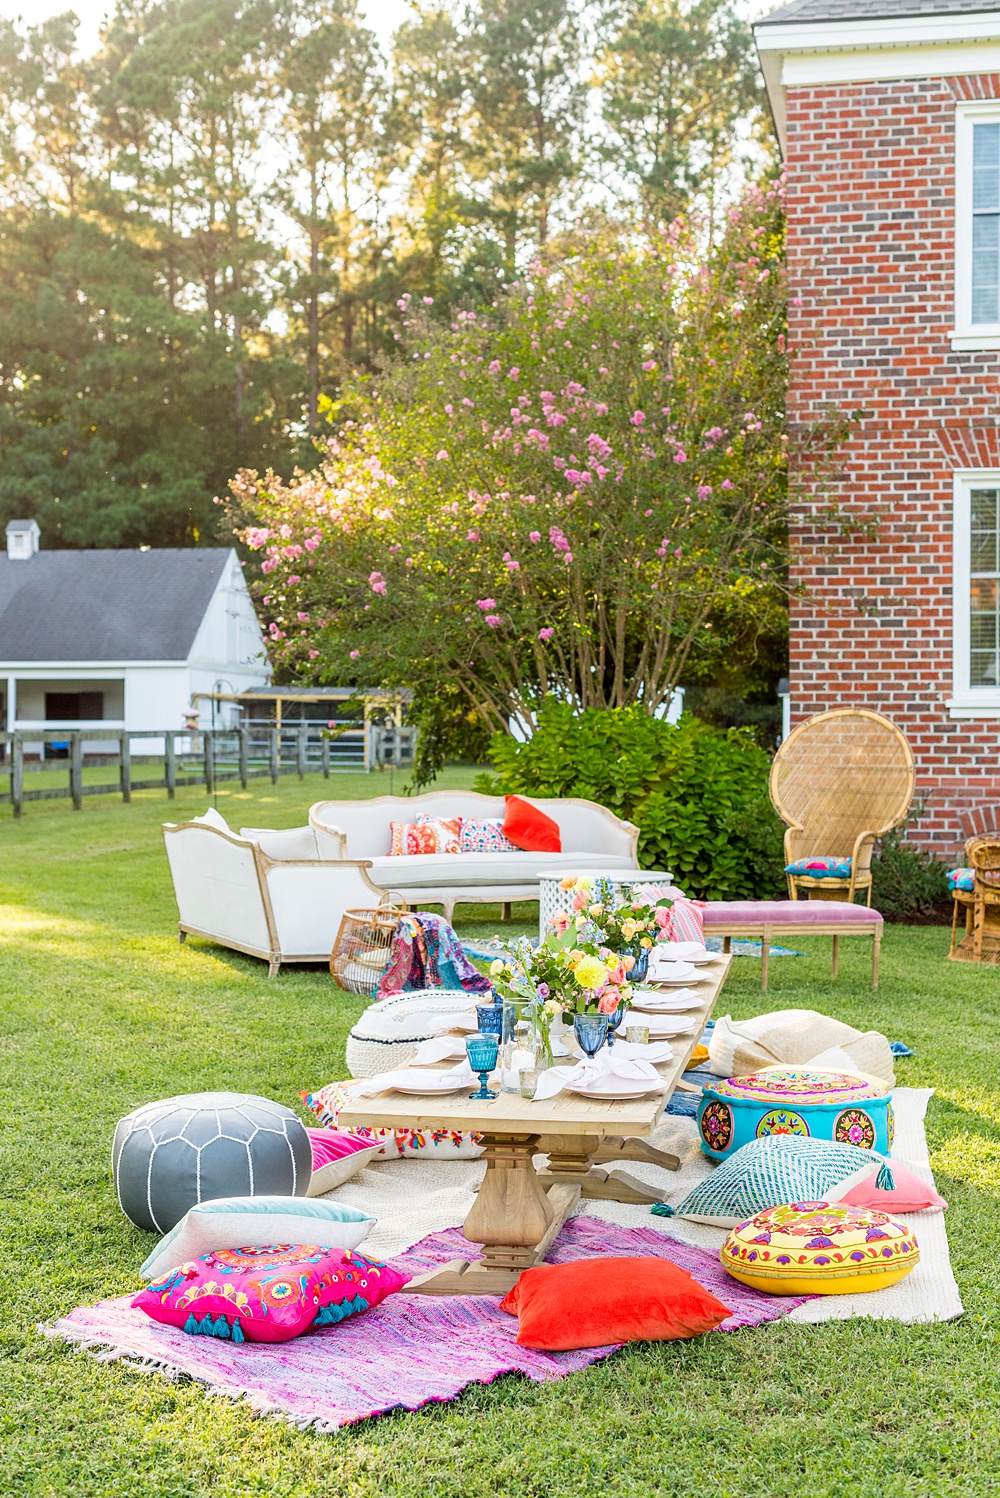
[840,1160,947,1214]
[389,817,462,855]
[132,1244,408,1343]
[668,897,706,945]
[306,1127,382,1194]
[307,1128,376,1168]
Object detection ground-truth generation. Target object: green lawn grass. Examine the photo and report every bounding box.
[1,772,998,1497]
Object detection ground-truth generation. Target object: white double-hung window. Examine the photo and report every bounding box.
[951,472,1000,716]
[954,103,1000,348]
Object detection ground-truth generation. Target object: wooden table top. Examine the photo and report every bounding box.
[337,954,732,1139]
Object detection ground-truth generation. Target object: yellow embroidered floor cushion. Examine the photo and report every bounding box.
[721,1201,919,1296]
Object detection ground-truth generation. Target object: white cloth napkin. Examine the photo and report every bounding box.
[629,986,702,1011]
[603,1038,675,1064]
[411,1035,468,1064]
[623,1009,700,1038]
[534,1051,665,1101]
[348,1059,476,1096]
[648,959,697,982]
[653,941,710,961]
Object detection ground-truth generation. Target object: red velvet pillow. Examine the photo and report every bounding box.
[503,795,562,853]
[499,1256,730,1350]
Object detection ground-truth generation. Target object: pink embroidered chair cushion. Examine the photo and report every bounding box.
[702,901,884,927]
[132,1244,409,1343]
[784,856,852,879]
[947,868,975,892]
[389,818,462,856]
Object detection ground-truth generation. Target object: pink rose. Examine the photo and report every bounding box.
[654,906,672,930]
[550,911,571,934]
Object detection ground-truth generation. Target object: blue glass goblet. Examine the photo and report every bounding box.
[476,1002,504,1037]
[573,1013,609,1060]
[605,1000,627,1049]
[629,948,651,984]
[466,1032,500,1100]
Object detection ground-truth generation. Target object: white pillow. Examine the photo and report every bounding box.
[138,1195,375,1281]
[239,825,319,860]
[193,807,230,832]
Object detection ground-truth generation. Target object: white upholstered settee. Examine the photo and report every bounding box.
[163,811,386,977]
[308,791,640,923]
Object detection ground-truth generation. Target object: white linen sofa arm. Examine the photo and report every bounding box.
[307,806,349,859]
[162,823,272,960]
[261,858,387,967]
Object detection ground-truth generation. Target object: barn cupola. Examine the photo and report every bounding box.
[5,519,40,559]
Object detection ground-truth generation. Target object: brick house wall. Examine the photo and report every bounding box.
[786,71,1000,862]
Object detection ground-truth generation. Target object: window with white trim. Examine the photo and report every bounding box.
[953,105,1000,349]
[950,472,1000,716]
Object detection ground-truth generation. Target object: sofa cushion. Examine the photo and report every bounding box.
[367,850,638,889]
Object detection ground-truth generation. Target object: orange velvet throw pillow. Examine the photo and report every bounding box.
[502,795,562,853]
[500,1257,731,1350]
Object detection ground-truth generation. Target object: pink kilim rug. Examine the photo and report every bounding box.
[45,1218,812,1432]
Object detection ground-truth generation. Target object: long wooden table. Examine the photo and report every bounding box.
[337,954,732,1295]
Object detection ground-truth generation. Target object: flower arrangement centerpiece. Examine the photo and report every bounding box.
[557,876,673,982]
[490,922,636,1064]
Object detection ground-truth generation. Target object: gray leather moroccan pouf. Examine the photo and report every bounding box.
[112,1092,312,1233]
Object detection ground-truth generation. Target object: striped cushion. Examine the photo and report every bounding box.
[656,1135,893,1228]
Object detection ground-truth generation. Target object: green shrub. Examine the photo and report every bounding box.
[870,826,950,920]
[474,702,786,901]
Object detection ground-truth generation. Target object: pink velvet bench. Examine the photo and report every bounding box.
[702,900,884,992]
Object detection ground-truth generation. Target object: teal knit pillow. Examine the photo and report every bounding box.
[653,1135,894,1228]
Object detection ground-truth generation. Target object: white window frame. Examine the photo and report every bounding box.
[949,469,1000,717]
[952,102,1000,351]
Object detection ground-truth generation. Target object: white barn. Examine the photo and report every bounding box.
[0,521,270,746]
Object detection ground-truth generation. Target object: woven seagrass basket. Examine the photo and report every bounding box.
[330,903,405,994]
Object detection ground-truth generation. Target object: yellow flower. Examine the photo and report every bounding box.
[588,903,603,918]
[573,955,608,991]
[640,936,652,948]
[621,920,637,940]
[489,959,505,976]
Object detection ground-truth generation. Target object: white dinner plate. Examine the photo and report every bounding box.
[624,1011,699,1038]
[649,971,712,986]
[393,1084,474,1096]
[565,1080,665,1100]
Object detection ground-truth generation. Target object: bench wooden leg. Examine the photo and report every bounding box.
[832,934,839,978]
[723,936,731,954]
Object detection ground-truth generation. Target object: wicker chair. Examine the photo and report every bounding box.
[950,836,1000,962]
[769,708,915,903]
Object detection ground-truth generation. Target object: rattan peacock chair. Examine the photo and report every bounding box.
[769,708,916,904]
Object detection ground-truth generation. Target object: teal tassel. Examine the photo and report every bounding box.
[313,1295,369,1327]
[231,1320,245,1344]
[198,1315,214,1336]
[650,1203,675,1217]
[212,1315,231,1339]
[183,1313,200,1335]
[876,1162,895,1191]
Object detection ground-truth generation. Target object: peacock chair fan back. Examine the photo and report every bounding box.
[770,708,915,861]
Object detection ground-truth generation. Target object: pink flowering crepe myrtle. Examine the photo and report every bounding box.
[230,183,797,729]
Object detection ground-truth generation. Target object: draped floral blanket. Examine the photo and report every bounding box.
[376,912,492,999]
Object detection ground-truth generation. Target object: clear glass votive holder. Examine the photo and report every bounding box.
[625,1025,650,1045]
[519,1068,540,1100]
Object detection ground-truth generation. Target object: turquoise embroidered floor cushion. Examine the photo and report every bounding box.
[698,1067,894,1162]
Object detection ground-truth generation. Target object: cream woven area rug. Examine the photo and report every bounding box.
[328,1087,961,1326]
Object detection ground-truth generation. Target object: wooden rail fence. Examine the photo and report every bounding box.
[0,724,417,817]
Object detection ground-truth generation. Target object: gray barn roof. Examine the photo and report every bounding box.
[0,548,231,662]
[756,0,1000,23]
